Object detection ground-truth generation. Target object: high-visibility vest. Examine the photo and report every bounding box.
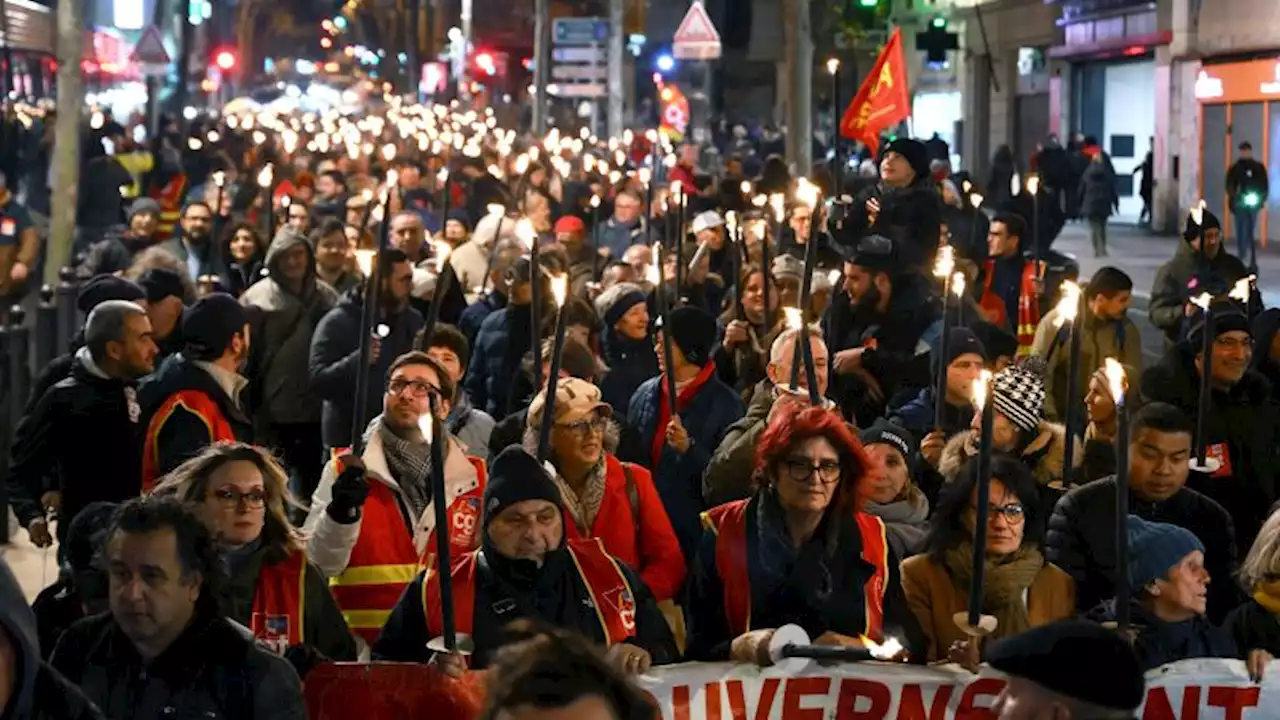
[700,499,890,641]
[980,258,1043,356]
[423,538,638,647]
[141,390,237,492]
[327,453,487,644]
[151,174,188,240]
[251,549,306,655]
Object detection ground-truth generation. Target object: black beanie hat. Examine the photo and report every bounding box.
[181,293,248,357]
[1188,303,1251,346]
[137,267,186,303]
[931,326,987,378]
[1183,208,1222,242]
[882,138,931,181]
[859,419,918,461]
[658,306,717,366]
[483,447,563,526]
[77,275,145,313]
[987,620,1144,711]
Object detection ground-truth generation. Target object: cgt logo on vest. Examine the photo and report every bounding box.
[602,588,637,633]
[451,498,481,546]
[254,613,291,656]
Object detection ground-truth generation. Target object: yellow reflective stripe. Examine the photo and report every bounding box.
[329,564,419,587]
[342,609,393,629]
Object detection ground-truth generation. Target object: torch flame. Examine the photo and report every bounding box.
[969,193,984,209]
[796,179,821,209]
[827,269,842,287]
[354,249,376,276]
[514,218,536,250]
[212,171,226,189]
[857,635,905,660]
[281,195,291,208]
[376,323,391,338]
[670,180,683,199]
[1190,199,1206,226]
[362,188,374,203]
[784,306,803,331]
[752,194,767,208]
[1104,357,1126,405]
[1190,292,1213,311]
[437,168,450,184]
[386,168,400,188]
[590,195,601,209]
[1026,174,1040,196]
[418,412,434,444]
[962,179,972,193]
[1010,173,1022,197]
[740,181,752,194]
[638,167,652,186]
[933,245,955,280]
[551,273,568,308]
[972,369,993,411]
[433,240,453,273]
[486,203,506,217]
[769,194,786,223]
[1053,280,1082,328]
[1229,275,1255,304]
[645,246,662,286]
[951,272,966,299]
[257,164,274,189]
[381,143,397,162]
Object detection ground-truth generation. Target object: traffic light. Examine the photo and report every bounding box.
[214,49,236,71]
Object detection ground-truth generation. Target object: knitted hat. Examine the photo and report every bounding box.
[882,138,931,180]
[445,209,472,230]
[771,254,804,284]
[1127,515,1205,590]
[77,275,145,313]
[553,215,586,235]
[528,378,612,427]
[137,267,186,303]
[180,293,248,356]
[657,306,717,367]
[482,447,562,526]
[859,419,917,461]
[992,357,1047,433]
[931,326,987,378]
[127,197,161,220]
[1188,303,1251,346]
[595,282,647,329]
[1183,208,1222,243]
[987,621,1145,711]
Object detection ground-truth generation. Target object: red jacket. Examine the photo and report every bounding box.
[562,455,686,602]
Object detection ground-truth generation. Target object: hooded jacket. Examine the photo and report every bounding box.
[1031,305,1143,422]
[599,327,659,420]
[0,562,105,720]
[241,230,339,426]
[939,421,1079,516]
[1250,308,1280,402]
[1139,343,1278,548]
[1149,242,1251,345]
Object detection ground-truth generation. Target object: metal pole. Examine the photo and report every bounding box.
[173,0,195,120]
[607,0,624,138]
[54,268,77,356]
[783,0,813,175]
[8,305,28,427]
[405,0,419,96]
[532,0,549,134]
[146,0,171,139]
[34,286,56,370]
[47,0,82,289]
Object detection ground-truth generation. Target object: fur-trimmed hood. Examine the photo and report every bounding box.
[938,420,1080,487]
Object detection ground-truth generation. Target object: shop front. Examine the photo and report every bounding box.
[1194,56,1280,248]
[1,0,55,99]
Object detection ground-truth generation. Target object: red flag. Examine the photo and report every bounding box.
[839,28,911,155]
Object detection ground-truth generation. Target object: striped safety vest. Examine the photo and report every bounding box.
[150,174,188,241]
[700,499,890,641]
[251,550,307,656]
[979,258,1043,356]
[141,390,238,492]
[423,538,638,646]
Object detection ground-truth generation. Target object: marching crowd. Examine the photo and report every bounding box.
[1,102,1279,719]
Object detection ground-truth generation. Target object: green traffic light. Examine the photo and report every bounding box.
[932,16,946,28]
[858,0,878,7]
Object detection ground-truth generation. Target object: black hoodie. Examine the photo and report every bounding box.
[1250,308,1280,401]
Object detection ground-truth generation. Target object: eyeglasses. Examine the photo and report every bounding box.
[387,378,442,399]
[783,457,842,483]
[974,503,1026,525]
[211,488,266,509]
[556,415,608,439]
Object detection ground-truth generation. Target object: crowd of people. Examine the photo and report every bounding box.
[0,100,1277,719]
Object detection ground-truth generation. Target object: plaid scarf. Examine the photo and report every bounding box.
[367,415,433,521]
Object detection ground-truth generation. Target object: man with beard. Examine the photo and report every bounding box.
[822,234,940,427]
[845,138,941,271]
[372,447,677,675]
[158,201,230,289]
[139,294,255,490]
[78,198,162,278]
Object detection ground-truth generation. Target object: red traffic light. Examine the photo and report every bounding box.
[474,52,496,76]
[214,50,236,71]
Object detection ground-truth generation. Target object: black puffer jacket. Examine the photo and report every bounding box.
[1045,477,1240,623]
[1225,599,1280,657]
[846,178,942,272]
[1139,343,1279,549]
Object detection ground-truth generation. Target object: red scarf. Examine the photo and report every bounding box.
[649,361,718,467]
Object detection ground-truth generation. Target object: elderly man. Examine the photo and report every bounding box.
[371,447,677,675]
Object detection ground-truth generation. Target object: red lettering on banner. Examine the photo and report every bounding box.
[781,677,832,720]
[725,678,781,720]
[955,678,1005,720]
[1142,685,1201,720]
[834,679,891,720]
[1206,686,1260,720]
[674,685,692,720]
[705,682,722,720]
[896,684,955,720]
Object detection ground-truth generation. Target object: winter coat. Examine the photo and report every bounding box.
[889,387,974,442]
[1225,599,1280,657]
[702,380,773,507]
[51,609,306,720]
[1249,308,1280,402]
[241,231,339,428]
[938,421,1079,515]
[1139,343,1279,549]
[593,217,646,261]
[623,370,745,564]
[9,349,145,539]
[683,490,927,661]
[0,562,105,720]
[463,302,538,418]
[1031,306,1143,423]
[1094,600,1239,672]
[446,396,496,460]
[846,178,942,271]
[599,329,659,419]
[225,256,266,298]
[712,307,784,400]
[1077,162,1118,220]
[309,290,424,448]
[1149,242,1251,345]
[463,174,514,227]
[157,233,232,289]
[1045,477,1240,623]
[458,291,507,349]
[138,354,254,481]
[77,229,154,279]
[900,553,1075,662]
[1226,158,1269,210]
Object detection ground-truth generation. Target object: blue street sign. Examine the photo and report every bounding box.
[554,17,609,45]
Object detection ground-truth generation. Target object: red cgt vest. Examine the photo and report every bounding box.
[150,174,188,241]
[141,391,238,492]
[979,258,1043,356]
[251,549,307,655]
[328,453,487,644]
[422,538,637,646]
[700,499,890,641]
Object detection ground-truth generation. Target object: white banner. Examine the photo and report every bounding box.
[635,659,1276,719]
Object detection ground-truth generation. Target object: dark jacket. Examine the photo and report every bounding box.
[464,302,536,419]
[371,543,678,668]
[1249,308,1280,402]
[1149,242,1251,345]
[458,291,507,349]
[712,307,784,400]
[158,233,231,289]
[0,562,105,720]
[846,178,942,271]
[1045,477,1240,623]
[623,371,745,563]
[9,349,145,537]
[51,610,306,720]
[309,289,424,448]
[1095,600,1239,672]
[77,229,154,279]
[219,543,357,663]
[599,328,659,419]
[1225,599,1280,657]
[889,386,973,441]
[138,354,254,480]
[224,257,266,299]
[487,407,529,457]
[1077,161,1118,220]
[702,380,774,507]
[684,491,926,661]
[1139,343,1278,549]
[1226,158,1269,210]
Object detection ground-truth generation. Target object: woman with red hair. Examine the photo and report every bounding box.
[684,400,925,662]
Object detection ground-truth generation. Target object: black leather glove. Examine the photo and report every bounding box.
[326,459,370,524]
[284,643,329,679]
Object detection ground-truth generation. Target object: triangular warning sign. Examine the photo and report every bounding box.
[673,1,721,46]
[131,26,171,66]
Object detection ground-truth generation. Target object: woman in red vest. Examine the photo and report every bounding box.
[155,443,357,671]
[684,401,925,663]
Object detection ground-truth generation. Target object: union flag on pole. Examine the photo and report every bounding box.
[839,28,910,155]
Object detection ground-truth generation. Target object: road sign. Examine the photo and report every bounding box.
[672,1,721,60]
[553,46,607,63]
[550,83,606,98]
[554,17,609,45]
[131,25,171,71]
[552,65,608,81]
